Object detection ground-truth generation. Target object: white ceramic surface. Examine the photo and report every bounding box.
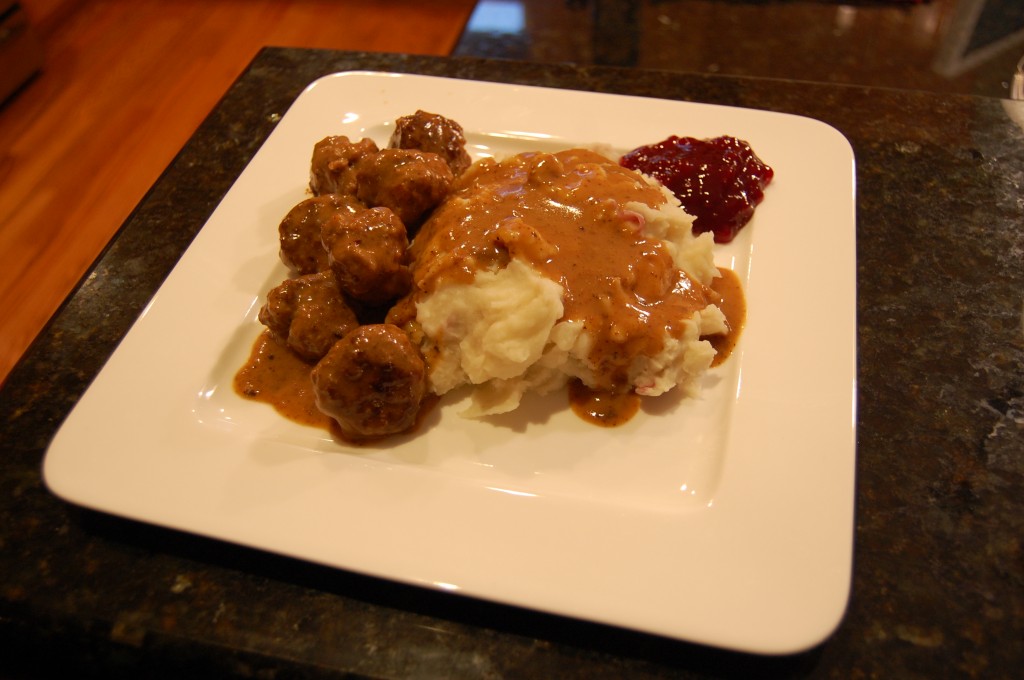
[44,72,857,654]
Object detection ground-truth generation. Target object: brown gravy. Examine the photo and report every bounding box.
[568,266,745,424]
[234,330,332,430]
[236,149,747,433]
[568,380,642,427]
[706,266,746,367]
[406,149,711,392]
[235,330,440,440]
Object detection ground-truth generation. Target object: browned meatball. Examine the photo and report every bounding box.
[321,207,412,305]
[355,148,454,229]
[309,135,379,196]
[258,272,359,362]
[311,324,427,440]
[278,194,364,274]
[389,110,472,176]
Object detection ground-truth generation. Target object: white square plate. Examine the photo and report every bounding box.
[44,72,856,654]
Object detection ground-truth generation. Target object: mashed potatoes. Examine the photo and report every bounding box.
[398,148,727,417]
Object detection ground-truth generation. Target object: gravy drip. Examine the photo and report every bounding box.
[706,267,746,367]
[407,148,711,392]
[568,379,641,427]
[234,330,332,430]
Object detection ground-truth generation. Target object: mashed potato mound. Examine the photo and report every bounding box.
[405,148,727,417]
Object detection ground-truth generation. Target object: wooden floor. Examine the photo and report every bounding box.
[0,0,476,386]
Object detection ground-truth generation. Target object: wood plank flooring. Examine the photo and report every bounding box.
[0,0,475,385]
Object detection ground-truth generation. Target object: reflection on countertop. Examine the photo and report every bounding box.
[455,0,1024,98]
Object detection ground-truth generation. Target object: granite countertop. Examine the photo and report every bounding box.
[1,49,1021,679]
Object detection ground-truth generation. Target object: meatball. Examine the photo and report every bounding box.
[309,135,379,196]
[321,206,412,305]
[355,148,453,229]
[389,110,472,177]
[278,194,364,274]
[258,272,359,362]
[311,324,427,440]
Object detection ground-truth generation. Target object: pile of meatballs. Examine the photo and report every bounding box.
[258,110,472,441]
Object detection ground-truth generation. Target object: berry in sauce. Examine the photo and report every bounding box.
[620,135,773,243]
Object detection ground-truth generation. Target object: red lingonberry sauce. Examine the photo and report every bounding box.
[620,135,773,243]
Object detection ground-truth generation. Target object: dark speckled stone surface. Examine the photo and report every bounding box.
[1,48,1022,678]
